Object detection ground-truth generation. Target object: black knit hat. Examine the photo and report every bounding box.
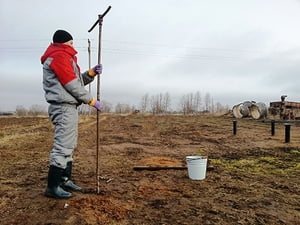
[52,30,73,43]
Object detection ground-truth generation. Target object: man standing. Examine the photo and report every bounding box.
[41,30,102,198]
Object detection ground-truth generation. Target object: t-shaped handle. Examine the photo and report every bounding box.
[88,6,112,32]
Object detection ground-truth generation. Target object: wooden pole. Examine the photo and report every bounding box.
[88,39,92,115]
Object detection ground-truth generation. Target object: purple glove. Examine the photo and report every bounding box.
[93,100,102,111]
[93,64,102,74]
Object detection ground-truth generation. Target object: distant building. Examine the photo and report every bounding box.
[0,111,15,116]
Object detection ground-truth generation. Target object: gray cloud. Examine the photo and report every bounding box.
[1,0,300,111]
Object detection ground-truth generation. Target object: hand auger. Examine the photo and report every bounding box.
[88,5,111,195]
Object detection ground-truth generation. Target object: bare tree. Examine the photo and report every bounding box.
[163,92,171,113]
[158,93,163,114]
[149,94,160,114]
[215,102,223,112]
[211,96,214,113]
[180,93,198,114]
[140,93,149,113]
[115,103,131,114]
[16,105,28,116]
[149,93,171,114]
[101,100,113,113]
[179,91,211,114]
[179,95,187,114]
[204,93,211,112]
[194,91,201,113]
[180,93,193,114]
[215,102,229,113]
[115,103,123,114]
[150,95,158,114]
[28,104,47,116]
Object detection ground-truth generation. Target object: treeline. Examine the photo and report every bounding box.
[15,105,47,116]
[139,92,229,114]
[14,92,229,116]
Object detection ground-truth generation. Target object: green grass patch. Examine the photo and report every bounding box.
[290,149,300,156]
[211,155,299,175]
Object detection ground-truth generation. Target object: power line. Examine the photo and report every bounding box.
[0,47,251,62]
[101,39,263,54]
[0,38,266,62]
[0,38,264,54]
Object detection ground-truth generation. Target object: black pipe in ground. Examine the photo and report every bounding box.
[285,123,291,143]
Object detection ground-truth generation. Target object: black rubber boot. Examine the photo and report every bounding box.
[62,161,82,191]
[45,166,72,199]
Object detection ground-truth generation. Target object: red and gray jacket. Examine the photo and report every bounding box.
[41,43,94,106]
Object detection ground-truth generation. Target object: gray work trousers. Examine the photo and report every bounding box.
[48,104,78,169]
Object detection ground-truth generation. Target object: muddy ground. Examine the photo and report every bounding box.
[0,114,299,225]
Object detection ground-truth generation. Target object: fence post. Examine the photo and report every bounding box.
[284,123,291,143]
[233,120,237,135]
[271,120,275,136]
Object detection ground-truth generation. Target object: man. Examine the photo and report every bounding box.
[41,29,102,198]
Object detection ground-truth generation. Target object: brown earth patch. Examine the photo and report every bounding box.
[0,114,299,225]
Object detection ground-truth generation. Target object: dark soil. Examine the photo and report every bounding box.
[0,114,299,225]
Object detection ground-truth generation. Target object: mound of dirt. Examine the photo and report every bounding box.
[137,156,185,167]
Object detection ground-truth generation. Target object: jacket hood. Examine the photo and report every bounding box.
[40,43,77,64]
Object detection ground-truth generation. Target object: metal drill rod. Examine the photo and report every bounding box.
[88,5,111,195]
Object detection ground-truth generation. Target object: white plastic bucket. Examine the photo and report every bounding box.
[186,156,207,180]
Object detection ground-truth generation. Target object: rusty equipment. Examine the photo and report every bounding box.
[88,6,111,194]
[269,95,300,120]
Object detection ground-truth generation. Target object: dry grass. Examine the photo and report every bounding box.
[211,153,300,175]
[0,115,299,225]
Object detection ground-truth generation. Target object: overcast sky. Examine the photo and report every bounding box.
[1,0,300,111]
